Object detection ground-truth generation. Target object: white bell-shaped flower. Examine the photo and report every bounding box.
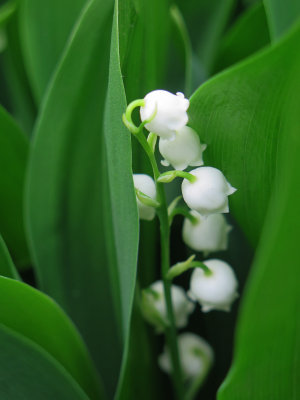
[158,333,213,379]
[133,174,157,221]
[159,126,206,170]
[181,167,236,216]
[189,259,238,312]
[141,281,194,333]
[183,211,232,254]
[140,90,189,140]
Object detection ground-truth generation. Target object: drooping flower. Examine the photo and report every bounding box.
[158,332,213,379]
[189,259,238,312]
[140,281,194,333]
[159,126,206,170]
[133,174,157,221]
[140,90,189,140]
[183,211,232,254]
[181,167,236,216]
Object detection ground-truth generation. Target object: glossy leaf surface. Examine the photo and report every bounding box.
[0,275,104,399]
[218,24,300,399]
[25,0,125,395]
[188,23,300,245]
[0,324,90,400]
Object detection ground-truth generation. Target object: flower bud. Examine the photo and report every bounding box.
[183,211,232,254]
[181,167,236,216]
[141,281,194,333]
[140,90,189,140]
[159,126,206,170]
[158,333,213,379]
[189,259,238,312]
[133,174,157,221]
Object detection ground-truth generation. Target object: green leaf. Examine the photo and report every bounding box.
[0,0,15,27]
[19,0,87,102]
[169,4,193,95]
[0,105,30,268]
[2,11,36,135]
[25,0,124,395]
[119,0,170,103]
[0,234,21,280]
[214,2,270,73]
[218,26,300,399]
[115,294,163,400]
[264,0,300,40]
[88,10,143,397]
[0,323,89,399]
[188,21,300,245]
[175,0,237,80]
[0,275,104,398]
[106,0,169,400]
[103,0,139,376]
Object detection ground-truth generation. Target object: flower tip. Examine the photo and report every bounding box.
[201,304,213,313]
[161,159,170,167]
[228,185,237,195]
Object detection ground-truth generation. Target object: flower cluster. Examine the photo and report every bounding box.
[125,89,239,387]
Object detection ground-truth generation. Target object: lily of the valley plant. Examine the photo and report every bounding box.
[123,89,238,399]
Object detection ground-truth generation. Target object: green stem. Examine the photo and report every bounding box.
[167,259,212,281]
[135,131,185,399]
[169,207,198,226]
[158,170,197,183]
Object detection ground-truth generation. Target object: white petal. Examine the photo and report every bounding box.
[183,212,231,253]
[159,126,205,171]
[133,174,157,221]
[181,167,236,216]
[159,333,214,379]
[189,259,238,312]
[140,90,189,139]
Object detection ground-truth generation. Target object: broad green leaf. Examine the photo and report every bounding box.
[218,26,300,399]
[0,105,30,268]
[105,0,139,340]
[214,2,270,73]
[0,234,21,279]
[119,0,170,103]
[0,275,104,398]
[0,324,89,399]
[107,0,170,399]
[188,21,300,245]
[25,0,123,395]
[264,0,300,40]
[20,0,87,102]
[103,2,140,396]
[2,10,36,135]
[115,294,163,400]
[119,0,170,285]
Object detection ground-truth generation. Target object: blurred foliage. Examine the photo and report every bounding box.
[0,0,299,399]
